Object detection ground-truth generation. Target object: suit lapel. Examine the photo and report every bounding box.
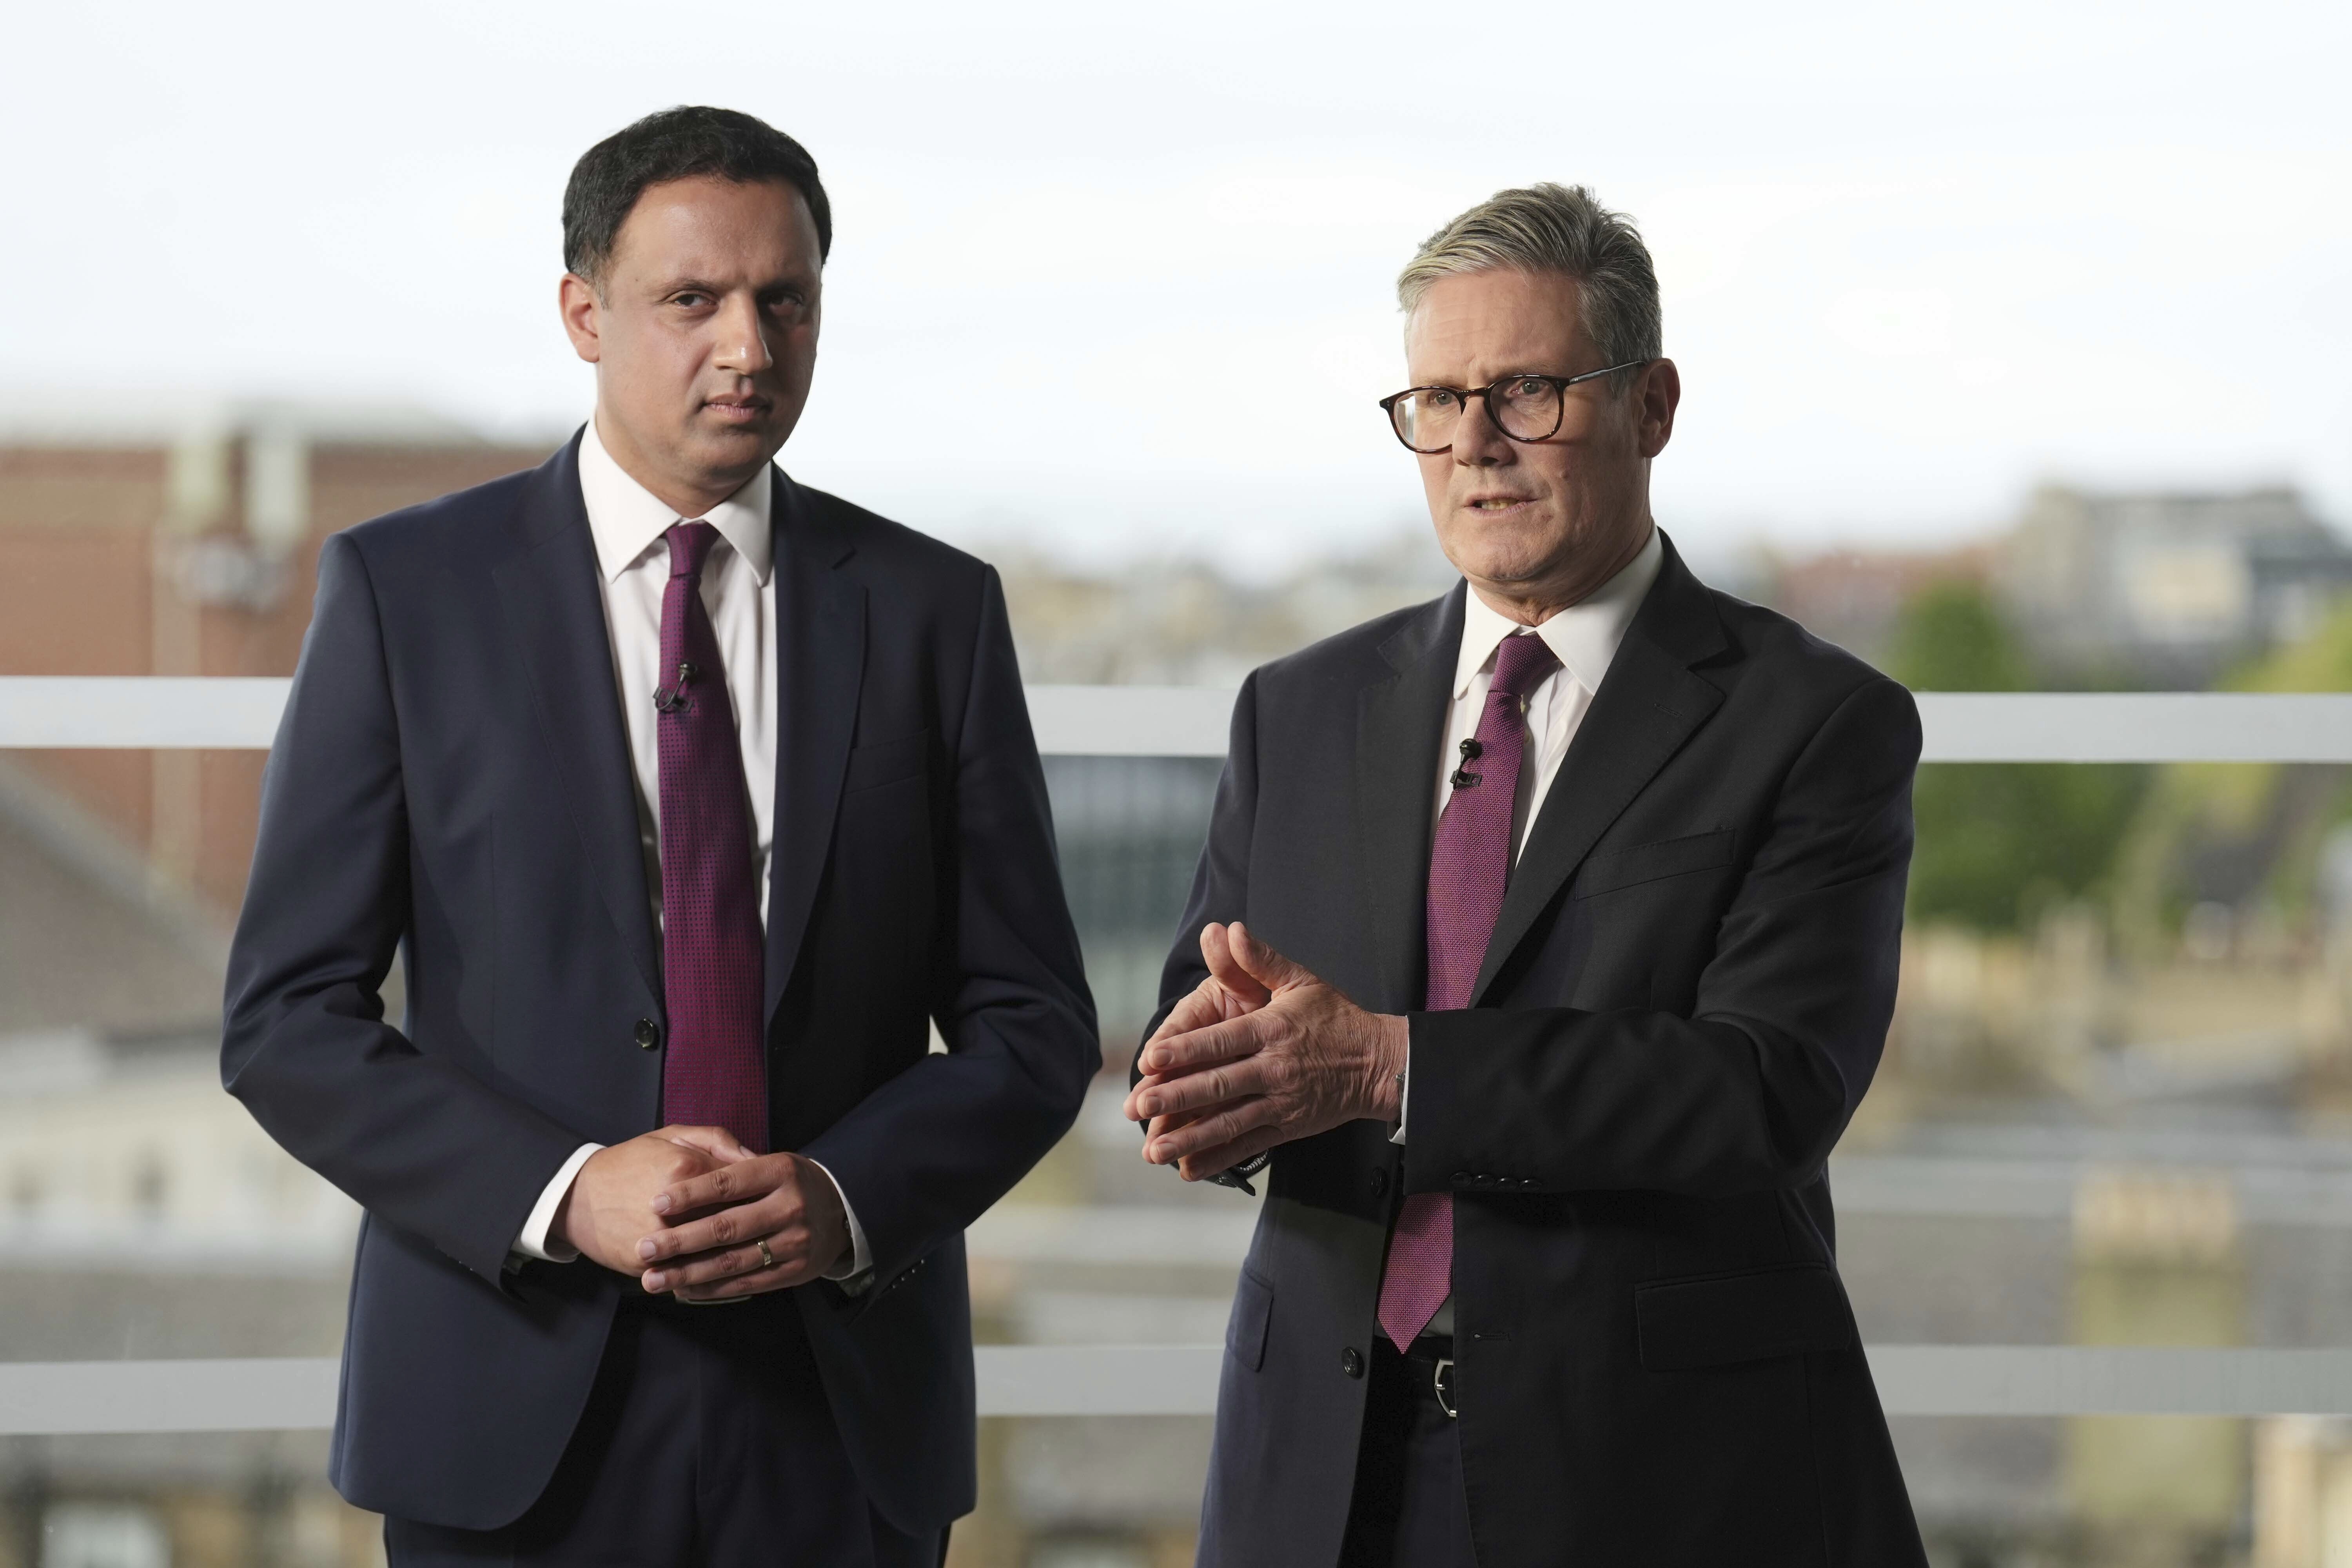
[1353,587,1464,1012]
[492,435,662,1007]
[1469,535,1729,1006]
[763,473,866,1026]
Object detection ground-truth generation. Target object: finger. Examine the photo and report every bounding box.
[658,1125,756,1164]
[641,1188,797,1263]
[1123,1060,1190,1122]
[1201,924,1273,1010]
[1176,1123,1289,1183]
[677,1260,814,1298]
[1138,1010,1272,1078]
[1125,1074,1206,1124]
[674,1261,811,1301]
[1225,922,1313,995]
[1143,980,1227,1051]
[642,1228,810,1292]
[1132,1056,1270,1121]
[1144,1096,1276,1166]
[1142,1103,1211,1146]
[650,1153,790,1220]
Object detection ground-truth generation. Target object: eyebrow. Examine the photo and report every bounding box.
[652,272,815,297]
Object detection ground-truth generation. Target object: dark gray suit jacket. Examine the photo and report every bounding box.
[1147,535,1927,1567]
[223,434,1098,1533]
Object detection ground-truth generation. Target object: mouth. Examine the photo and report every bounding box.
[1463,494,1537,515]
[701,397,772,425]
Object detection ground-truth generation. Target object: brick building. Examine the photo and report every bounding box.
[0,402,554,935]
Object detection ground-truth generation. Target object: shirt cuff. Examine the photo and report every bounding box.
[510,1143,602,1265]
[1390,1056,1409,1145]
[805,1156,872,1281]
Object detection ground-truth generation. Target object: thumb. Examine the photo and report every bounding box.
[662,1125,756,1164]
[1200,922,1273,1009]
[1226,922,1314,994]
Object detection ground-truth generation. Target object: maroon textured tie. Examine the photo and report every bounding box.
[1377,630,1560,1350]
[655,521,768,1153]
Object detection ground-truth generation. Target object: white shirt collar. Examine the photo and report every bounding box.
[577,416,774,586]
[1452,525,1664,699]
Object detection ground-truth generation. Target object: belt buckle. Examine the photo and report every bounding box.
[1432,1355,1457,1419]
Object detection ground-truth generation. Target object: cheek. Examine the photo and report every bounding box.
[609,327,702,399]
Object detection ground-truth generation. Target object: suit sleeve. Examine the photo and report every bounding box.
[221,534,586,1282]
[798,566,1099,1285]
[1134,670,1261,1072]
[1402,675,1920,1200]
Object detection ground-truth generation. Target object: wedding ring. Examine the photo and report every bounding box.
[755,1237,777,1270]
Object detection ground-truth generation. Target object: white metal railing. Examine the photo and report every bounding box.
[4,676,2352,1437]
[7,677,2352,761]
[8,1346,2352,1434]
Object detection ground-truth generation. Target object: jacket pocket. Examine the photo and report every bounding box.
[1573,829,1735,899]
[1634,1262,1856,1372]
[844,730,929,794]
[1227,1267,1274,1372]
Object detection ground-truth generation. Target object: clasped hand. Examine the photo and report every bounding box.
[552,1126,850,1302]
[1123,922,1407,1181]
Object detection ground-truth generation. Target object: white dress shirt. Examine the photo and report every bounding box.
[510,417,871,1281]
[1400,525,1663,1333]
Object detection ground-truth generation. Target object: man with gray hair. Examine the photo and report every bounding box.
[1126,184,1926,1566]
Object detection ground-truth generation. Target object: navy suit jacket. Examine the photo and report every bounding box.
[1148,537,1928,1568]
[223,434,1098,1533]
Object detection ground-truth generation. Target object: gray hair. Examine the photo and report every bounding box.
[1397,183,1661,387]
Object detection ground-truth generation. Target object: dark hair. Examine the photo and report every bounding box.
[562,106,832,282]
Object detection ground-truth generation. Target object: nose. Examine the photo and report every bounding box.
[711,293,775,377]
[1450,393,1513,466]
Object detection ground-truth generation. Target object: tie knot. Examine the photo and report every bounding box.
[665,520,720,583]
[1490,632,1561,702]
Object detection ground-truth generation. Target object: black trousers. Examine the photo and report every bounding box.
[1338,1335,1479,1568]
[385,1292,943,1568]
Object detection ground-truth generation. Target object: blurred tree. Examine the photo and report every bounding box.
[1888,584,2144,931]
[2109,595,2352,952]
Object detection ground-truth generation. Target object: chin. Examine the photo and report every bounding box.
[687,424,781,467]
[1445,522,1563,586]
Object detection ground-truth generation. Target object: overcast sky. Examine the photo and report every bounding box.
[3,0,2346,574]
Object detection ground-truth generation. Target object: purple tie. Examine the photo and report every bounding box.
[655,521,768,1153]
[1377,630,1560,1351]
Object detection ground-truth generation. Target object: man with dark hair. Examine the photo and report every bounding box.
[224,105,1098,1565]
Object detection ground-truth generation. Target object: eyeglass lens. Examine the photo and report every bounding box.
[1390,376,1564,452]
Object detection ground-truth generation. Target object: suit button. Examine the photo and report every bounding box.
[1341,1347,1365,1378]
[635,1019,661,1051]
[1370,1168,1390,1200]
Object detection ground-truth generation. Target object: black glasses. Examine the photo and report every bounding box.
[1379,363,1649,454]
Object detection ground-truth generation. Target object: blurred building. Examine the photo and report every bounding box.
[1755,540,1993,666]
[0,404,546,1568]
[995,526,1458,688]
[1997,484,2352,687]
[1753,483,2352,688]
[0,401,554,919]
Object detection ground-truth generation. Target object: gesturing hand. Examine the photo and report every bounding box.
[634,1152,851,1302]
[1122,922,1406,1181]
[1143,920,1274,1051]
[552,1125,750,1275]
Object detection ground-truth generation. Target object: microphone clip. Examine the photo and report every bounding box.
[652,661,700,715]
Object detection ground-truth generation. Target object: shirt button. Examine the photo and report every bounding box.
[635,1019,661,1051]
[1370,1169,1390,1200]
[1341,1347,1365,1378]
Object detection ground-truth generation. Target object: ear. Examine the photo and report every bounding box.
[1635,358,1679,458]
[558,272,604,365]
